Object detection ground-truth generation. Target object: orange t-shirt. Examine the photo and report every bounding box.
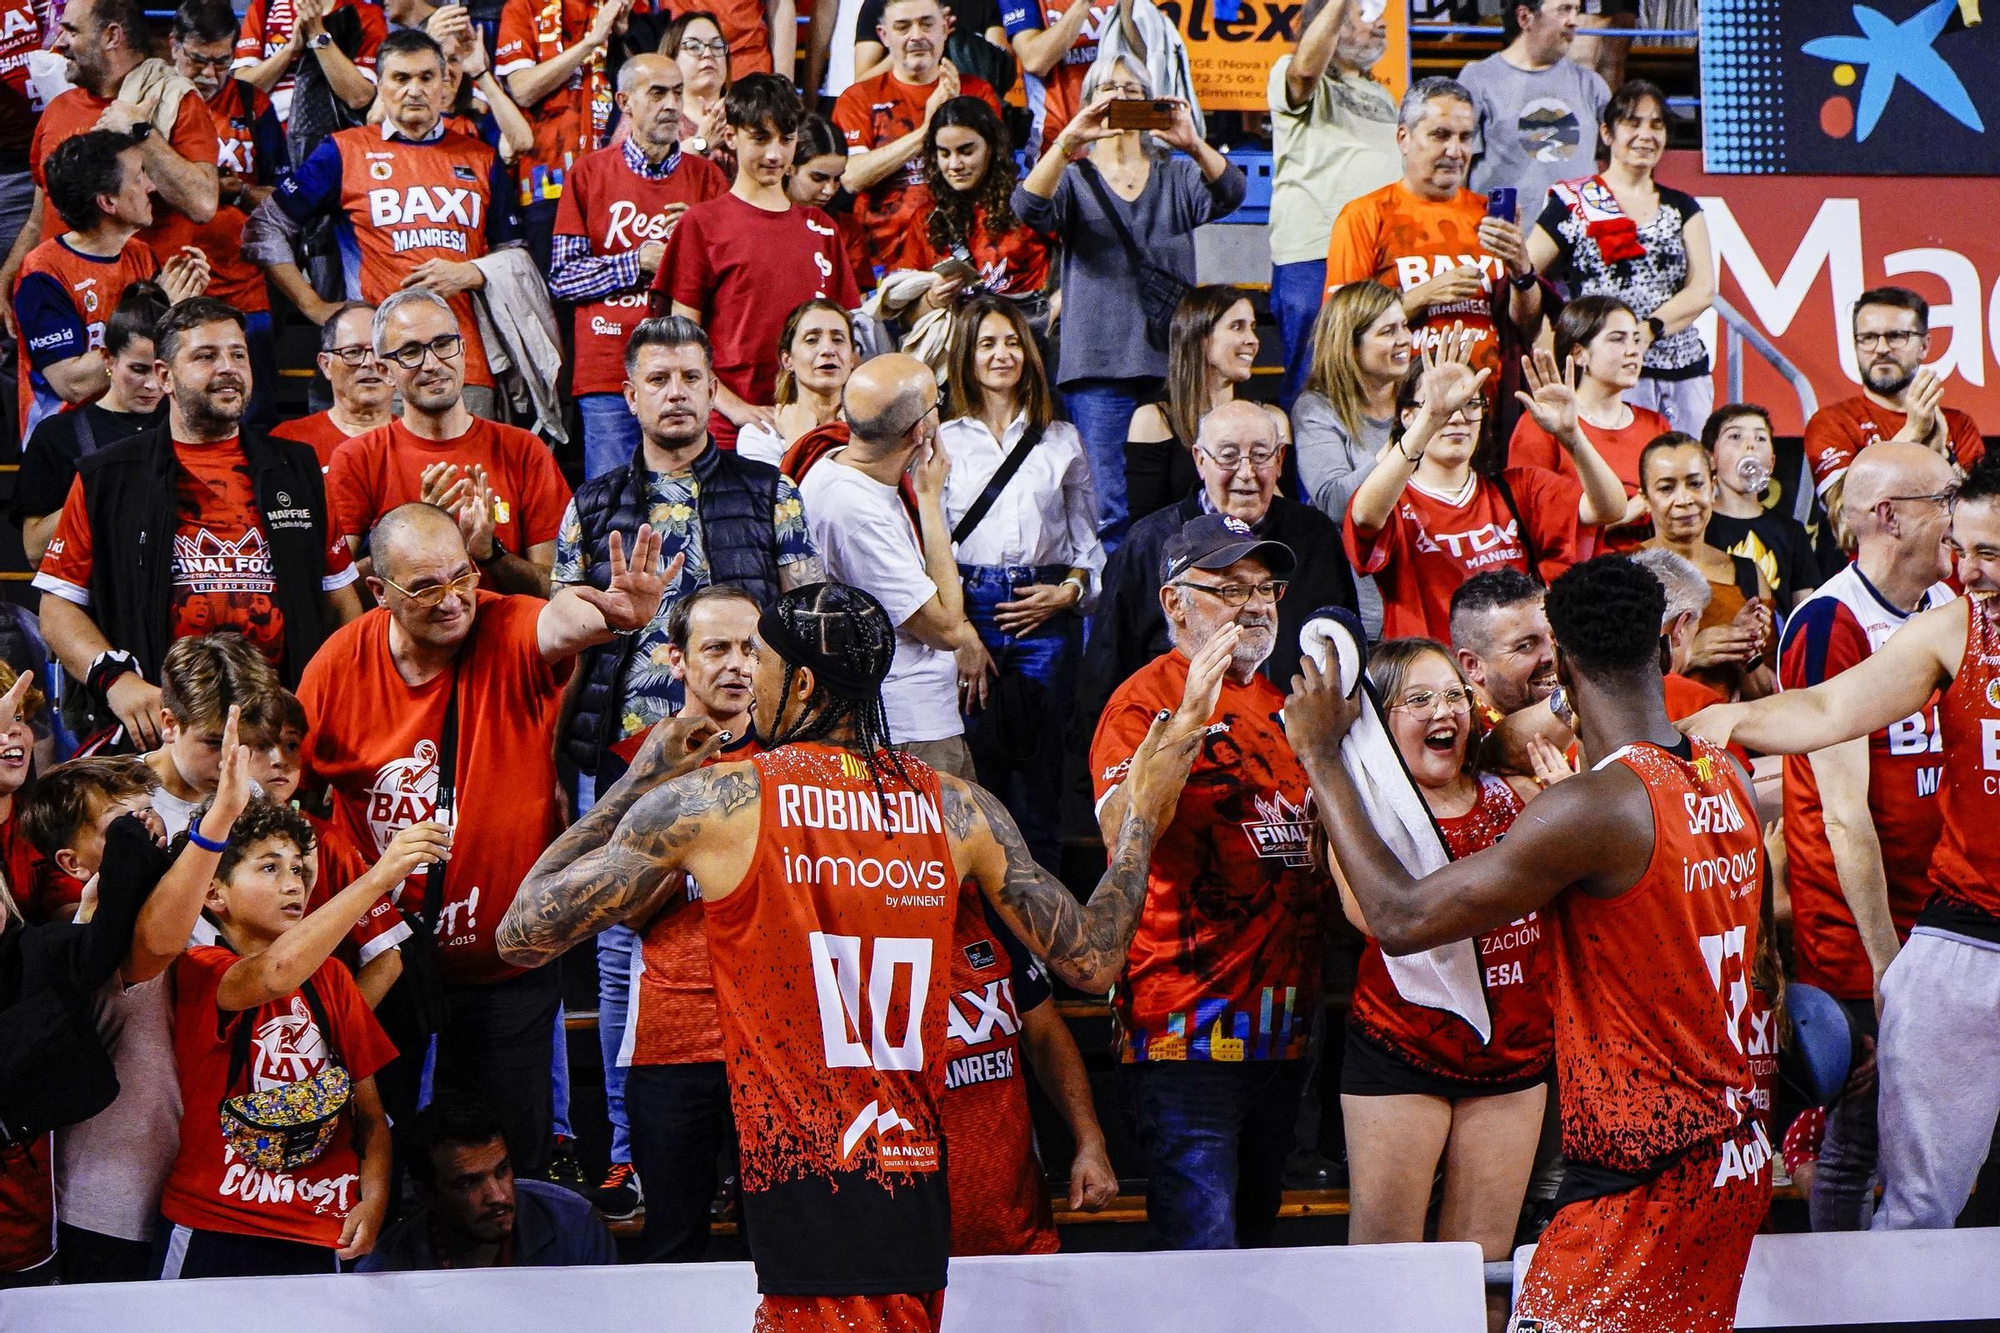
[12,235,158,437]
[495,0,611,206]
[1803,395,1986,496]
[30,87,220,254]
[326,417,572,555]
[1326,180,1507,394]
[833,70,1002,280]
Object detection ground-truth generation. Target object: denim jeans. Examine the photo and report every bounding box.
[1269,259,1327,414]
[960,562,1076,871]
[579,393,642,481]
[1811,998,1879,1230]
[1062,377,1158,552]
[1125,1058,1310,1249]
[597,923,639,1164]
[625,1061,736,1262]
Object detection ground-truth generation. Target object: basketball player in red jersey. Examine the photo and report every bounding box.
[497,581,1219,1332]
[1687,452,2000,1234]
[1289,555,1771,1333]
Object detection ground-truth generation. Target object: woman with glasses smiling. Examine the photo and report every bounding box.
[1345,334,1625,642]
[1326,636,1554,1291]
[661,12,736,177]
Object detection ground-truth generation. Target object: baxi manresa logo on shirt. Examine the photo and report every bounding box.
[365,741,440,855]
[173,527,274,594]
[251,995,330,1088]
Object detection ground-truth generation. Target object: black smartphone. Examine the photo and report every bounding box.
[1485,186,1518,226]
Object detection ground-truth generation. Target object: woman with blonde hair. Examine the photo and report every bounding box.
[736,298,859,466]
[1123,285,1291,523]
[1292,280,1414,636]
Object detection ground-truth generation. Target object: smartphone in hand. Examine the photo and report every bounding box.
[1485,186,1518,226]
[1106,99,1177,132]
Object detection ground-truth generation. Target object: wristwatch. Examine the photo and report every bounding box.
[307,30,333,49]
[1646,315,1666,341]
[476,533,513,565]
[87,649,140,701]
[1508,269,1537,291]
[128,120,154,143]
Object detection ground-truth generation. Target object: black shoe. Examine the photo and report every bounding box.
[547,1136,589,1195]
[1283,1149,1345,1192]
[591,1162,644,1221]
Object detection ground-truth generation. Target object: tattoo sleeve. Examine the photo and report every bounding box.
[949,781,1159,995]
[496,766,759,968]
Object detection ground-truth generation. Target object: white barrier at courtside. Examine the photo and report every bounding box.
[1514,1227,2000,1328]
[2,1242,1489,1333]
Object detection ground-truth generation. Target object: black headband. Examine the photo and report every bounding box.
[758,603,887,700]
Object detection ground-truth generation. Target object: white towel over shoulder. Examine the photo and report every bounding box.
[1299,612,1492,1042]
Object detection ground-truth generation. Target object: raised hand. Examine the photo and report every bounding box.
[1282,651,1361,768]
[924,61,961,120]
[419,461,469,509]
[209,704,256,829]
[1900,370,1946,453]
[1155,99,1201,153]
[1415,321,1491,426]
[1514,345,1583,442]
[1057,90,1123,151]
[0,671,33,736]
[575,525,679,631]
[1476,215,1532,277]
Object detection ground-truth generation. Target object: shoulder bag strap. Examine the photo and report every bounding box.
[297,975,342,1068]
[420,659,462,938]
[952,424,1045,545]
[1485,468,1544,585]
[1076,161,1148,270]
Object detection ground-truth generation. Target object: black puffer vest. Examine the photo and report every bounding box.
[563,441,783,774]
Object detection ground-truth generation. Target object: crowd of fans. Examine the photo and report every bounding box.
[0,0,1993,1319]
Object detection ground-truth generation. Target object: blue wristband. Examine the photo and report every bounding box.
[186,825,228,853]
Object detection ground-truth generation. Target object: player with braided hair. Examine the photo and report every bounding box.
[1287,554,1771,1333]
[496,578,1219,1332]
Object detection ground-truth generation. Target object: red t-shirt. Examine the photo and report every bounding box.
[942,892,1058,1257]
[189,82,279,316]
[0,1132,53,1274]
[271,410,361,473]
[495,0,609,206]
[1803,394,1986,496]
[1349,773,1551,1084]
[832,71,1002,280]
[1507,403,1672,495]
[12,235,159,436]
[31,89,220,255]
[553,144,728,395]
[160,947,397,1246]
[916,193,1053,299]
[297,593,571,984]
[623,733,760,1068]
[326,417,571,555]
[653,193,861,433]
[1089,651,1326,1062]
[37,440,358,666]
[303,809,412,973]
[233,0,386,121]
[1345,468,1581,642]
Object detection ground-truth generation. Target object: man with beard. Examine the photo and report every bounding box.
[0,0,221,342]
[327,289,571,596]
[1088,514,1329,1249]
[550,54,727,480]
[35,298,361,748]
[172,0,291,432]
[1267,0,1398,408]
[271,302,394,471]
[1805,286,1985,506]
[1448,568,1558,723]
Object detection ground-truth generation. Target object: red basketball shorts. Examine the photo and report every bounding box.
[752,1292,946,1333]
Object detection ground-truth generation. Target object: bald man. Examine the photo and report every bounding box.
[794,354,992,779]
[550,52,729,479]
[1777,441,1960,1231]
[296,501,675,1169]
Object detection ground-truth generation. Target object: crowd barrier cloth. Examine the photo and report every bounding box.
[1,1241,1488,1333]
[1514,1226,2000,1329]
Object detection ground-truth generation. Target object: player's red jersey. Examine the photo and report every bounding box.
[705,743,956,1297]
[1780,565,1952,999]
[941,894,1058,1257]
[1925,594,2000,926]
[1349,773,1551,1085]
[623,731,760,1069]
[1551,737,1765,1176]
[1804,394,1984,496]
[551,142,727,396]
[12,236,158,437]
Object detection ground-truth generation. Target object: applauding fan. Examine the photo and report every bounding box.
[1638,434,1776,701]
[1346,339,1624,642]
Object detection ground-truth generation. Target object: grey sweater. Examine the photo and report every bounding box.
[1014,154,1246,388]
[1291,391,1393,639]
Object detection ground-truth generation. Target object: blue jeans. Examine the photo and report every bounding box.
[244,311,278,435]
[1125,1058,1309,1249]
[580,393,642,481]
[960,562,1077,871]
[551,1005,571,1141]
[597,923,639,1164]
[1063,377,1157,552]
[1269,259,1327,414]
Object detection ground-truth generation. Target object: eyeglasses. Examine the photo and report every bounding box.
[1195,442,1283,471]
[678,38,730,56]
[379,569,480,609]
[1887,487,1958,509]
[1417,400,1486,422]
[383,334,464,369]
[1389,686,1475,714]
[326,344,377,367]
[179,49,234,70]
[1172,579,1288,607]
[1856,330,1921,351]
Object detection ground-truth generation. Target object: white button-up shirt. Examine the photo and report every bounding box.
[939,413,1105,606]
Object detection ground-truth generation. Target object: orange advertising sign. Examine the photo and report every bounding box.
[1153,0,1409,112]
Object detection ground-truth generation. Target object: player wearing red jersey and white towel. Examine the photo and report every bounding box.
[1690,452,2000,1234]
[498,581,1214,1331]
[1295,555,1770,1333]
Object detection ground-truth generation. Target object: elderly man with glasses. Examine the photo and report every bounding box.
[326,288,573,596]
[1086,509,1334,1248]
[1077,399,1358,745]
[270,301,394,467]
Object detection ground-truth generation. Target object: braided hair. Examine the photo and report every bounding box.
[762,583,916,794]
[1544,556,1667,675]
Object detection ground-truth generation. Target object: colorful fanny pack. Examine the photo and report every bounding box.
[217,978,351,1172]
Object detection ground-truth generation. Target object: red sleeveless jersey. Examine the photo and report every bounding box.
[706,744,958,1297]
[1551,738,1763,1175]
[1349,773,1552,1084]
[1926,595,2000,925]
[941,893,1058,1257]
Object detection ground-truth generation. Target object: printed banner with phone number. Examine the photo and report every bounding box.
[1151,0,1409,112]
